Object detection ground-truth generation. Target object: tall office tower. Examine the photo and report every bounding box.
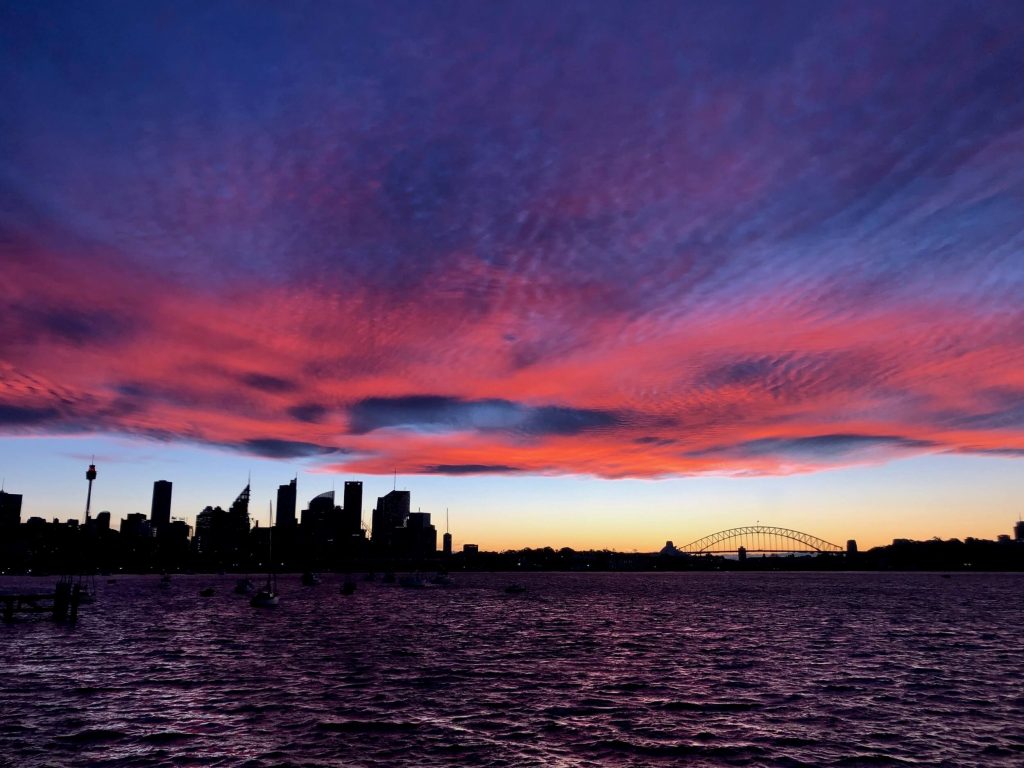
[0,490,23,528]
[371,490,410,549]
[277,478,297,527]
[300,491,335,546]
[403,511,437,558]
[342,481,363,535]
[304,490,335,522]
[227,482,252,558]
[442,508,452,556]
[151,480,173,530]
[1015,519,1024,543]
[229,483,250,523]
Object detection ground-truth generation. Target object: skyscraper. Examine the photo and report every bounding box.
[0,490,22,528]
[277,478,297,527]
[300,491,335,554]
[371,490,410,551]
[151,480,172,531]
[342,481,363,536]
[401,511,437,558]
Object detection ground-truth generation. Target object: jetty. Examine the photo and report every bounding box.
[1,579,83,623]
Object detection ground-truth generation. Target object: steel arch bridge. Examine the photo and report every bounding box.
[679,526,843,554]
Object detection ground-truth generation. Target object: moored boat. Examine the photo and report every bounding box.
[250,584,279,607]
[399,573,430,589]
[251,502,279,608]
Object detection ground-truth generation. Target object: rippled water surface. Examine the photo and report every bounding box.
[1,572,1022,767]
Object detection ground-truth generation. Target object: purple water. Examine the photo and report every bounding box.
[1,572,1022,767]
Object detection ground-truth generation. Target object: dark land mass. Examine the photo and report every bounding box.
[1,519,1022,574]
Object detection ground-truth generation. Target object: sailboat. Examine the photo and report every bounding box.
[251,501,279,608]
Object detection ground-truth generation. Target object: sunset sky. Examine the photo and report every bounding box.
[2,1,1022,550]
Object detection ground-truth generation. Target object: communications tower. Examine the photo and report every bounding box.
[84,460,97,524]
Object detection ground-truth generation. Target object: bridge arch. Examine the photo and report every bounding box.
[679,526,843,554]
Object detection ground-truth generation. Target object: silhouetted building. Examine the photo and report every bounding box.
[193,482,251,565]
[164,520,190,545]
[463,544,478,555]
[1015,520,1024,543]
[660,540,682,556]
[151,480,172,532]
[0,490,23,528]
[395,511,436,558]
[229,483,251,531]
[95,511,111,531]
[342,481,363,536]
[371,490,410,552]
[443,531,452,557]
[302,490,335,529]
[121,513,152,538]
[277,478,297,527]
[847,539,858,555]
[194,506,223,555]
[300,491,337,562]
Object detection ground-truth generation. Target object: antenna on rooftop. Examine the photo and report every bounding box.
[446,507,450,534]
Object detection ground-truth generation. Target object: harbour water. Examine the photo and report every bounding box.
[1,572,1021,767]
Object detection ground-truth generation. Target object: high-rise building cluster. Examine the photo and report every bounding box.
[370,490,437,559]
[0,466,451,572]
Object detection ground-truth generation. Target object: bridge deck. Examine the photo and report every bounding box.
[688,549,840,554]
